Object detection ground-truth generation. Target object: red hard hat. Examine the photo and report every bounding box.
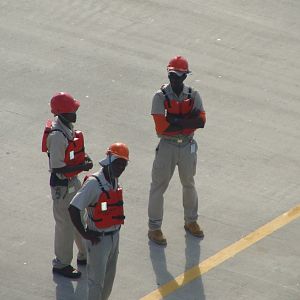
[50,92,80,115]
[167,56,190,73]
[107,143,129,161]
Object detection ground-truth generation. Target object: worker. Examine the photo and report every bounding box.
[148,56,206,245]
[69,143,129,300]
[42,92,93,278]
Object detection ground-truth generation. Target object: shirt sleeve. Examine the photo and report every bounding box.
[47,131,68,169]
[70,179,99,210]
[192,90,205,112]
[151,92,165,115]
[152,115,170,135]
[192,90,206,124]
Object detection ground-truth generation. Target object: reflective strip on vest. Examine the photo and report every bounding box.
[63,131,85,178]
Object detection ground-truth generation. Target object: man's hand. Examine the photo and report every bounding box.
[83,229,101,245]
[85,154,93,163]
[83,155,93,171]
[186,108,200,119]
[69,205,100,244]
[166,113,181,125]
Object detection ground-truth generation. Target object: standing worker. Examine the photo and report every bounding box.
[69,143,129,300]
[148,56,206,246]
[42,92,93,278]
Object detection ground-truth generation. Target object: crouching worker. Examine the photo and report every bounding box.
[69,143,129,300]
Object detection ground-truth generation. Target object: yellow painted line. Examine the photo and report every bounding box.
[140,204,300,300]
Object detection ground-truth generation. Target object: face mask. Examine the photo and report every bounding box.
[59,113,77,124]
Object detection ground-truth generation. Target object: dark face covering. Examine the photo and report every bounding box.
[58,112,77,126]
[109,158,128,178]
[103,158,128,185]
[168,72,187,96]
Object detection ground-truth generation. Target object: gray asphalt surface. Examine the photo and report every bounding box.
[0,1,299,299]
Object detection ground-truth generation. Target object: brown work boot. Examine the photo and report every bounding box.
[184,222,204,238]
[148,229,167,246]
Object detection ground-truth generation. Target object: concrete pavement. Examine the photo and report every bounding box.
[0,1,299,299]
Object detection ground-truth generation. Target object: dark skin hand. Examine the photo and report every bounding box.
[178,114,205,129]
[68,205,101,245]
[166,109,205,129]
[52,154,93,174]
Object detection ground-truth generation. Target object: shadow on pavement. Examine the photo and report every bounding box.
[53,265,87,300]
[183,233,206,300]
[148,234,205,299]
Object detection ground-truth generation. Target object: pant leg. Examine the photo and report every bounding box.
[178,140,198,223]
[87,235,116,300]
[148,140,177,230]
[74,210,87,260]
[51,185,75,268]
[51,176,86,268]
[71,177,87,260]
[75,224,87,260]
[102,233,120,300]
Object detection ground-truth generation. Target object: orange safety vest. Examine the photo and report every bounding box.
[162,87,196,136]
[87,175,125,229]
[42,119,86,178]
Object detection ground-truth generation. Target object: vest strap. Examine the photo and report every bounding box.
[161,87,171,108]
[92,175,110,198]
[50,128,68,140]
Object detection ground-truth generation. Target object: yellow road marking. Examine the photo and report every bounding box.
[140,204,300,300]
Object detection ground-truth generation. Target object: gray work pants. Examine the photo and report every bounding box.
[86,232,119,300]
[148,138,199,230]
[51,176,87,268]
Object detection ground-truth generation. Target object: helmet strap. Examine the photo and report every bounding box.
[107,154,116,184]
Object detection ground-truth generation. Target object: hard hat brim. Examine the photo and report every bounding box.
[167,67,191,75]
[168,70,191,77]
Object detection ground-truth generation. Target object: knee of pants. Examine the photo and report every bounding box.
[180,176,195,188]
[182,182,195,189]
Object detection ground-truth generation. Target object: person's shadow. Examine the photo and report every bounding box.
[149,234,205,300]
[53,265,88,300]
[182,233,206,300]
[149,241,179,293]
